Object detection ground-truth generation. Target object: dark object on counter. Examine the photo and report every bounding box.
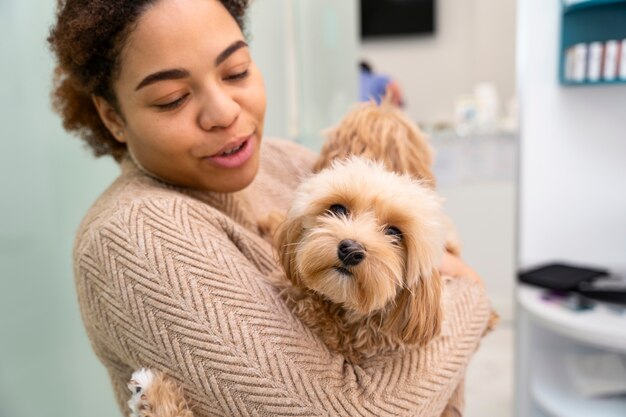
[518,263,608,291]
[578,279,626,307]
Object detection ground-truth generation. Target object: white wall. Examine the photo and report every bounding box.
[360,0,517,126]
[518,0,626,268]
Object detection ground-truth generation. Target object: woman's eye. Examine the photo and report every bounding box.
[225,69,249,82]
[154,94,189,111]
[385,226,403,242]
[328,204,348,217]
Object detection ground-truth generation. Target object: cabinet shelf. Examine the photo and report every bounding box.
[517,285,626,353]
[561,79,626,86]
[531,334,626,417]
[559,0,626,85]
[518,285,626,417]
[563,0,626,13]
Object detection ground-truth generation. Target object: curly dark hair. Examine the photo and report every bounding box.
[48,0,251,161]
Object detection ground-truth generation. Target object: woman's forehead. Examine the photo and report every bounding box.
[117,0,244,83]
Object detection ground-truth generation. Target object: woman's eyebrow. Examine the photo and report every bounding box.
[134,40,248,91]
[215,40,248,66]
[135,68,190,91]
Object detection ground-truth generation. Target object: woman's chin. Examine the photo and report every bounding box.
[204,152,260,193]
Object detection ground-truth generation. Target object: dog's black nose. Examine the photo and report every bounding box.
[337,239,366,266]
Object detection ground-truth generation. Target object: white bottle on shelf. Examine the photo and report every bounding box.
[573,43,588,82]
[603,40,619,81]
[619,39,626,80]
[587,42,603,82]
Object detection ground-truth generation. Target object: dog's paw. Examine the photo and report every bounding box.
[128,368,155,417]
[128,368,155,395]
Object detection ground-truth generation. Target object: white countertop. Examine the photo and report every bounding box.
[518,284,626,352]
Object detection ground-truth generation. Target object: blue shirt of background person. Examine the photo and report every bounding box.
[359,65,390,103]
[359,60,404,107]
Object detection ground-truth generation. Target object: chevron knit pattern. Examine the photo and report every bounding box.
[73,139,492,417]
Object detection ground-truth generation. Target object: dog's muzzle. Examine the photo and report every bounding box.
[337,239,366,266]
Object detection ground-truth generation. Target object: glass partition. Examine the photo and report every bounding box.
[0,1,358,415]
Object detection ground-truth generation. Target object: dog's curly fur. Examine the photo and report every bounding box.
[314,96,436,187]
[127,369,193,417]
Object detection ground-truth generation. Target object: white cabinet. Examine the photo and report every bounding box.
[516,285,626,417]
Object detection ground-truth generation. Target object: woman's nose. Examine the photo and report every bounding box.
[197,85,241,131]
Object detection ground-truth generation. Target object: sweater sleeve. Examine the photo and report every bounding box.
[75,195,491,417]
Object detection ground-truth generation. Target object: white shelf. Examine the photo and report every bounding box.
[517,285,626,353]
[531,337,626,417]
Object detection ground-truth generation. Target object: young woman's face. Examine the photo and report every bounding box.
[109,0,266,192]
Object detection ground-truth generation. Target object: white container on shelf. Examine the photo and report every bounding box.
[587,42,603,82]
[573,43,588,82]
[620,39,626,80]
[603,40,620,81]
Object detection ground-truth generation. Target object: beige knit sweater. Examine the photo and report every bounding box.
[73,138,491,417]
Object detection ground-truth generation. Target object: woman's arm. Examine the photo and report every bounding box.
[75,196,491,417]
[439,251,484,287]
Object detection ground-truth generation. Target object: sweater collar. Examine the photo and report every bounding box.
[119,156,258,233]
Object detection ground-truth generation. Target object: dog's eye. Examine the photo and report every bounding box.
[385,226,403,242]
[328,204,349,217]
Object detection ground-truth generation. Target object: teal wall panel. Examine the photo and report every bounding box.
[0,1,124,416]
[0,1,358,416]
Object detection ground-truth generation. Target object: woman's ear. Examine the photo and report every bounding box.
[92,95,126,143]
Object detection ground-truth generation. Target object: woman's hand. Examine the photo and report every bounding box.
[439,251,484,286]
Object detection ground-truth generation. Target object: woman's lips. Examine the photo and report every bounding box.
[203,135,255,169]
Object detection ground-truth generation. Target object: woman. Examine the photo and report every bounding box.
[49,0,491,415]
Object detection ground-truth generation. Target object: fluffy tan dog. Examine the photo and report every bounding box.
[127,157,447,417]
[271,157,446,361]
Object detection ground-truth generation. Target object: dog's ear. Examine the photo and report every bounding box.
[385,267,442,346]
[258,212,286,243]
[399,127,437,189]
[273,215,304,286]
[404,147,436,189]
[385,229,443,345]
[313,130,334,173]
